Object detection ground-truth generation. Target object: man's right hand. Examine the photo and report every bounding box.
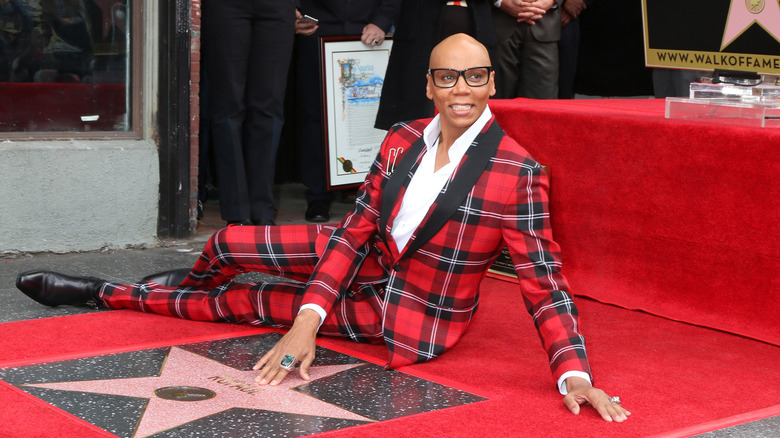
[253,309,320,385]
[563,0,587,17]
[295,9,318,36]
[561,0,587,26]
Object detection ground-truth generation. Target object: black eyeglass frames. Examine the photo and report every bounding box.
[427,66,492,88]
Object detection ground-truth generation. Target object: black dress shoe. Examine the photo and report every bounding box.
[140,268,191,287]
[16,270,105,307]
[253,219,276,226]
[305,201,330,223]
[227,219,254,226]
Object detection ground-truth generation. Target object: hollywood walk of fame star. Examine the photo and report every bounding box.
[23,347,372,437]
[722,0,780,49]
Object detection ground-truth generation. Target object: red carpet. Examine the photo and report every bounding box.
[2,99,778,436]
[1,277,778,437]
[491,99,780,347]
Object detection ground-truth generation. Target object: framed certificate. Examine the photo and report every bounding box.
[321,36,393,189]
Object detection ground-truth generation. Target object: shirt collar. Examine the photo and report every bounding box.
[422,105,493,161]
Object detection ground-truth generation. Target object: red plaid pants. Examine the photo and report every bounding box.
[98,224,385,344]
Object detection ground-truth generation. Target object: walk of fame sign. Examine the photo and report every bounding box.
[0,333,486,437]
[642,0,780,74]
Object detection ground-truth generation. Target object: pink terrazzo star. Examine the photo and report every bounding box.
[722,0,780,49]
[24,347,371,437]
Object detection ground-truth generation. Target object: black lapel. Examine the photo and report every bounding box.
[379,135,427,242]
[403,120,504,257]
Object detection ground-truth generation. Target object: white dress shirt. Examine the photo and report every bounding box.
[391,105,493,251]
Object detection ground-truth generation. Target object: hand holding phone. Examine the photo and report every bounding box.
[299,14,318,25]
[296,13,319,36]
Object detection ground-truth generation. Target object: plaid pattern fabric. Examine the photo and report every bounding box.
[100,115,591,382]
[99,224,385,344]
[303,116,591,380]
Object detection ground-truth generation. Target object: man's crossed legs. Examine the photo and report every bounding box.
[18,224,385,345]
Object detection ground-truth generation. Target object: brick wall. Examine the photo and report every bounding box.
[189,0,201,228]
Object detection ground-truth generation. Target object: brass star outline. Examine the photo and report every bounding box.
[24,347,372,437]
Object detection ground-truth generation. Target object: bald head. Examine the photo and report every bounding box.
[429,33,491,70]
[425,33,496,143]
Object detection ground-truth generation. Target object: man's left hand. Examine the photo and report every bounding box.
[563,376,631,422]
[361,23,386,46]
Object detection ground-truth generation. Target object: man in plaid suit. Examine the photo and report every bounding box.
[17,34,629,422]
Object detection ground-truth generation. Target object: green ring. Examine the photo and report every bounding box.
[280,354,296,369]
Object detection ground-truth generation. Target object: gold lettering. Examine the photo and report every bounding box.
[206,375,262,396]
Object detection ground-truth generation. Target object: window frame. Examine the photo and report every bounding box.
[0,1,144,141]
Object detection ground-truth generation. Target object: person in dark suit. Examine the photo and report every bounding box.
[17,33,629,423]
[202,0,296,226]
[374,0,497,130]
[491,0,561,99]
[294,0,400,223]
[558,0,593,99]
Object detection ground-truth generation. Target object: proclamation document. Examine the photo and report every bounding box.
[322,37,393,188]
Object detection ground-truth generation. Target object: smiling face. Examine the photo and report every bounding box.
[426,34,496,141]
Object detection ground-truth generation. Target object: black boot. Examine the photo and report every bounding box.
[140,268,191,287]
[16,270,106,307]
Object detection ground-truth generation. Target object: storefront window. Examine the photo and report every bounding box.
[0,0,132,132]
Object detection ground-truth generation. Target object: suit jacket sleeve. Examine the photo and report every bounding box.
[300,125,401,314]
[501,159,592,381]
[370,0,401,34]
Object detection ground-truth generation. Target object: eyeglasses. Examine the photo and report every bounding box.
[427,67,492,88]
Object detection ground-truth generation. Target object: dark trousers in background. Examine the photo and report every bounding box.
[295,35,332,205]
[202,0,296,223]
[558,18,581,99]
[491,8,559,99]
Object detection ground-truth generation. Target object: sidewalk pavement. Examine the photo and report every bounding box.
[1,239,208,324]
[0,183,353,324]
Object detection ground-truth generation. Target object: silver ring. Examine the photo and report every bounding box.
[372,39,378,45]
[609,396,621,404]
[279,354,296,371]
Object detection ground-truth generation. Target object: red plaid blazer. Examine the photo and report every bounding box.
[303,115,592,381]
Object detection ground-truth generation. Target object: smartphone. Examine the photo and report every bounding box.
[299,14,319,25]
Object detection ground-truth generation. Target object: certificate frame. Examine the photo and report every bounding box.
[320,35,393,189]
